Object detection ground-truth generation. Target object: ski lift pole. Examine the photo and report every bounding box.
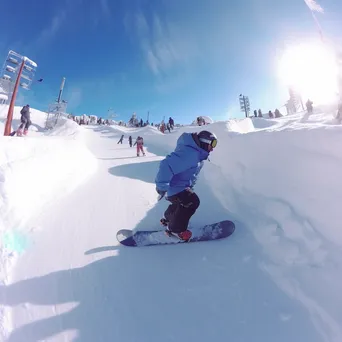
[243,97,248,118]
[4,59,25,136]
[57,77,66,104]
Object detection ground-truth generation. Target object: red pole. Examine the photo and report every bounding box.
[4,59,25,136]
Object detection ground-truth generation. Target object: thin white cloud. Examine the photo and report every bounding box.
[100,0,111,18]
[146,50,160,75]
[129,10,197,76]
[36,11,67,44]
[135,11,149,34]
[33,0,86,47]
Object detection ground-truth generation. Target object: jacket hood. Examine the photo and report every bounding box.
[176,133,209,161]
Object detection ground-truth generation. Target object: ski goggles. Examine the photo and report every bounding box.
[199,138,218,148]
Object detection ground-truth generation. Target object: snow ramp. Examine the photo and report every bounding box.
[0,117,97,276]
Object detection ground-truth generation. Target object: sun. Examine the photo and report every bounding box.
[278,42,339,104]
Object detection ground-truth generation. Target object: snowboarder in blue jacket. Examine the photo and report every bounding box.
[155,130,218,241]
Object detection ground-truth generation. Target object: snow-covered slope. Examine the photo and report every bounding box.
[1,110,342,342]
[0,112,97,337]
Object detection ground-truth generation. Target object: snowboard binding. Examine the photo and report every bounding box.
[165,229,192,241]
[160,219,192,241]
[160,218,169,227]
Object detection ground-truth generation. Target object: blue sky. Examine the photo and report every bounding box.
[0,0,341,124]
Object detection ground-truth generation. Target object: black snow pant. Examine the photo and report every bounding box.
[117,139,123,144]
[19,115,31,130]
[164,188,200,233]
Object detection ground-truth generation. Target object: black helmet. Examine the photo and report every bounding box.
[197,130,218,150]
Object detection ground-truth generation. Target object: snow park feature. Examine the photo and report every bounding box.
[1,107,342,341]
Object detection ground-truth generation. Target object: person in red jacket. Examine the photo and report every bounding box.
[135,136,145,157]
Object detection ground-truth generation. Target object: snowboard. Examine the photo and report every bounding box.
[116,220,235,247]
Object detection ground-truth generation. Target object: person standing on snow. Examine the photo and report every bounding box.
[117,134,124,144]
[136,136,145,156]
[17,104,31,136]
[169,117,174,129]
[155,130,218,241]
[129,136,133,147]
[306,99,313,114]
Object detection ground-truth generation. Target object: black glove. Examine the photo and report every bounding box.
[156,188,166,200]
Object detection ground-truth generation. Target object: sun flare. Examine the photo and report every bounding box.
[278,43,339,104]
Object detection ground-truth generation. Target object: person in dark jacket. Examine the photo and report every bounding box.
[17,104,31,136]
[117,135,124,144]
[274,109,282,118]
[155,130,218,241]
[129,136,133,147]
[169,117,174,129]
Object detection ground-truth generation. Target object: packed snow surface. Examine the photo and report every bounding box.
[0,108,342,342]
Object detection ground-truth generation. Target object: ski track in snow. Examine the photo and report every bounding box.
[1,110,342,341]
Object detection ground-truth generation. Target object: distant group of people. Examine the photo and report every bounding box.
[156,117,175,133]
[117,134,146,156]
[252,109,283,119]
[252,99,314,119]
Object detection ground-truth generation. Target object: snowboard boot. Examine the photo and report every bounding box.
[165,228,192,241]
[177,230,192,241]
[23,128,28,136]
[16,129,23,137]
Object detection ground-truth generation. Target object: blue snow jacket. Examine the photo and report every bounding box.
[155,133,209,197]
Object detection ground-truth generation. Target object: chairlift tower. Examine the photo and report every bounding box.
[288,87,304,113]
[239,94,250,118]
[45,77,68,129]
[1,50,37,135]
[0,50,36,100]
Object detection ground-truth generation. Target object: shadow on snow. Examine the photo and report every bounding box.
[108,160,161,185]
[0,231,322,342]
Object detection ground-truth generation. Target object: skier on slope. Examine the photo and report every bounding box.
[135,136,145,156]
[155,130,218,241]
[117,135,124,144]
[17,104,31,136]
